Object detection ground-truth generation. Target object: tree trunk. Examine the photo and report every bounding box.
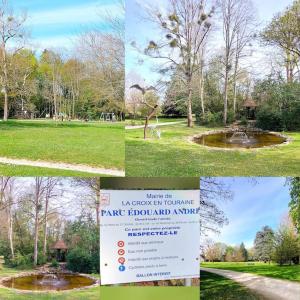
[2,44,8,121]
[187,78,193,127]
[199,65,205,117]
[95,178,100,227]
[232,58,238,120]
[143,105,158,140]
[33,206,39,266]
[223,68,229,126]
[7,207,14,259]
[42,193,49,257]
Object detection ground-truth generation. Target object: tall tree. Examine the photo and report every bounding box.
[0,0,26,120]
[219,0,254,124]
[254,226,275,263]
[144,0,214,127]
[288,177,300,234]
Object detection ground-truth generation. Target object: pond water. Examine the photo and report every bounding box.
[2,273,95,291]
[193,131,287,149]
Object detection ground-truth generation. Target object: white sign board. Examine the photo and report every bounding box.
[100,190,200,285]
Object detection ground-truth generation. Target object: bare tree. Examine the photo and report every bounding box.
[42,178,60,257]
[219,0,254,124]
[142,0,214,127]
[0,0,26,120]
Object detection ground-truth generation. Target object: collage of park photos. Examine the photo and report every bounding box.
[0,0,300,300]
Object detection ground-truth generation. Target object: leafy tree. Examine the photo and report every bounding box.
[273,217,299,265]
[289,177,300,234]
[254,226,275,263]
[239,242,248,262]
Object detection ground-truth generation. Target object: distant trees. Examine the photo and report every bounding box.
[288,177,300,234]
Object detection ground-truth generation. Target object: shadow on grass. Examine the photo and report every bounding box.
[0,120,124,130]
[200,271,263,300]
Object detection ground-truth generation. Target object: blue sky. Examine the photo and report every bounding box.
[10,0,122,52]
[204,177,290,248]
[126,0,294,85]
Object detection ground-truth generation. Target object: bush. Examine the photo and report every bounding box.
[50,259,59,268]
[66,248,94,273]
[37,253,47,265]
[9,252,32,268]
[201,111,223,127]
[256,109,283,131]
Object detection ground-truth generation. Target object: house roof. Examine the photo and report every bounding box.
[243,98,257,108]
[52,240,68,250]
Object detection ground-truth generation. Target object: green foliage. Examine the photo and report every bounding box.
[272,222,299,265]
[254,79,300,131]
[289,178,300,234]
[256,109,283,131]
[239,243,248,262]
[50,259,59,268]
[254,226,275,263]
[9,252,32,268]
[66,248,96,274]
[36,253,47,265]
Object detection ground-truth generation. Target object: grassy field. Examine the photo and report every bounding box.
[101,286,199,300]
[0,120,124,172]
[0,163,98,176]
[200,270,261,299]
[202,262,300,282]
[0,267,100,300]
[125,118,186,125]
[126,123,300,176]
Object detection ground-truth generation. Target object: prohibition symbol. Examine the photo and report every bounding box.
[118,257,125,264]
[118,241,125,247]
[118,249,125,256]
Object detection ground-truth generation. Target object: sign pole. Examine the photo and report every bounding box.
[184,278,192,286]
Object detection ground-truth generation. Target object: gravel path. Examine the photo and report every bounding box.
[201,267,300,300]
[125,120,185,129]
[0,157,125,176]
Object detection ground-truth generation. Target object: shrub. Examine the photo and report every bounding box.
[50,259,59,268]
[9,252,32,268]
[37,253,47,265]
[256,108,283,131]
[201,111,223,127]
[66,248,93,273]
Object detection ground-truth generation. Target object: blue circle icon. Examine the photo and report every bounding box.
[119,265,125,272]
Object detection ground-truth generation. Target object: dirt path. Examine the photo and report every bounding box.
[125,120,185,130]
[0,157,125,176]
[201,267,300,300]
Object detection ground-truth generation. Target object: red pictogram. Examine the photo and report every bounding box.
[118,257,125,264]
[118,241,125,247]
[118,249,125,256]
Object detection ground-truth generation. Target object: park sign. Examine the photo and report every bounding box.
[100,190,200,285]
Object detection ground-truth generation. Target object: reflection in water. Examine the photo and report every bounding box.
[194,131,287,149]
[2,273,95,291]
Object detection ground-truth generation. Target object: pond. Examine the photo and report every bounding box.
[193,131,287,149]
[2,273,96,291]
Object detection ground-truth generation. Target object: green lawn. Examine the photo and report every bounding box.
[125,118,186,125]
[0,120,124,172]
[200,270,261,300]
[202,262,300,282]
[0,163,99,176]
[101,286,199,300]
[0,267,100,300]
[126,124,300,176]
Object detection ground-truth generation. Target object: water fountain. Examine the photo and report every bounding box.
[1,273,96,291]
[193,130,287,149]
[228,132,250,144]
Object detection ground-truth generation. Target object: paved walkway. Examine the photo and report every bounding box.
[0,157,125,176]
[125,120,185,130]
[201,267,300,300]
